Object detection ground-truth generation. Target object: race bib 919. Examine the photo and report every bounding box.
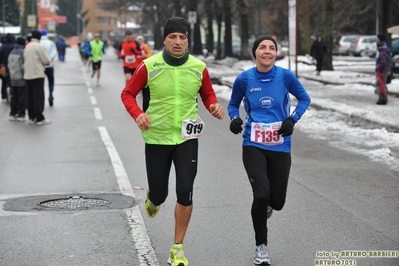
[250,121,283,145]
[181,117,204,139]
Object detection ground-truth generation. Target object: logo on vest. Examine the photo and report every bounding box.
[153,62,165,67]
[259,96,273,108]
[250,87,262,92]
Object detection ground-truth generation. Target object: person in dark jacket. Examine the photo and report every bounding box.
[0,33,16,102]
[310,34,327,76]
[8,37,27,121]
[375,41,391,105]
[0,35,7,101]
[56,36,67,61]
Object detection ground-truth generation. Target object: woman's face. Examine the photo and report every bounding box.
[255,40,276,70]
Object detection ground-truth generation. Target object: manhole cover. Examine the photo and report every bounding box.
[38,196,111,209]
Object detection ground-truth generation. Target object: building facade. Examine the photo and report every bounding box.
[80,0,141,41]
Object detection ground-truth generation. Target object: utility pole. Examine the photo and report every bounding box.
[2,0,5,34]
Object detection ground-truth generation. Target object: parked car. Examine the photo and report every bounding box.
[333,35,359,55]
[348,35,377,57]
[391,38,399,56]
[391,38,399,73]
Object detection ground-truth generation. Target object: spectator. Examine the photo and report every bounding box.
[56,36,66,62]
[0,35,7,101]
[0,33,16,102]
[375,41,391,105]
[310,34,327,76]
[40,30,58,106]
[8,37,27,121]
[24,30,51,125]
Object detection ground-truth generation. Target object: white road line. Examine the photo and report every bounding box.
[88,87,93,94]
[93,107,102,120]
[90,95,97,105]
[98,127,159,266]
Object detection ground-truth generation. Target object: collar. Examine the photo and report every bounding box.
[162,48,189,66]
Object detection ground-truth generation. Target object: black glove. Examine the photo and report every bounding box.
[130,47,137,53]
[230,117,243,134]
[278,117,295,137]
[120,55,125,60]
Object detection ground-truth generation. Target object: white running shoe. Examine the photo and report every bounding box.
[254,244,271,265]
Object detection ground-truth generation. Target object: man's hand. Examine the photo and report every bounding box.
[209,103,225,120]
[135,113,152,130]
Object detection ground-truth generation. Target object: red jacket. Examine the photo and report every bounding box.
[117,39,142,69]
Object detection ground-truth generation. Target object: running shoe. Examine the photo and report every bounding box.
[9,116,17,121]
[267,206,273,219]
[145,195,159,218]
[254,244,271,265]
[36,119,51,125]
[168,243,189,266]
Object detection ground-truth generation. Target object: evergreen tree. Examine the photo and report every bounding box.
[0,0,21,26]
[56,0,87,37]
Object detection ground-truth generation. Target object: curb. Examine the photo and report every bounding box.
[298,75,399,133]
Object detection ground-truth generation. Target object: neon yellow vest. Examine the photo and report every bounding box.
[89,40,104,61]
[142,52,206,144]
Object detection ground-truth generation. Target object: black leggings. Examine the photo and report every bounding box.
[242,146,291,246]
[145,139,198,206]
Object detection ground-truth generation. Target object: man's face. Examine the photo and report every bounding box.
[163,32,188,56]
[125,34,133,41]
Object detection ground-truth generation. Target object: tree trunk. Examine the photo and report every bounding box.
[188,0,203,54]
[205,1,215,56]
[236,0,251,59]
[323,0,334,71]
[215,1,223,59]
[223,0,233,57]
[381,0,392,45]
[298,0,312,55]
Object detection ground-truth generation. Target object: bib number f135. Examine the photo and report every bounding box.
[250,121,283,145]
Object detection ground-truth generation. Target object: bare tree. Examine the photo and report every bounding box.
[236,0,251,59]
[297,0,312,55]
[323,0,334,71]
[204,0,215,56]
[223,0,233,57]
[214,0,224,59]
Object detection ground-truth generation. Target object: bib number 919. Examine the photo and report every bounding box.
[181,117,205,139]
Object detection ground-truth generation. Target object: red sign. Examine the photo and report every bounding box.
[40,16,67,23]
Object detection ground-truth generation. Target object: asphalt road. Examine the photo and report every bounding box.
[0,48,398,266]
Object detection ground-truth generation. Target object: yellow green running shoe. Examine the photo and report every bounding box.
[145,196,159,218]
[167,243,189,266]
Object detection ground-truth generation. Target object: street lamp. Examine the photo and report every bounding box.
[77,0,83,38]
[2,0,5,34]
[76,13,85,39]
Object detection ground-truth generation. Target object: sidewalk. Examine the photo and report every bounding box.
[204,56,399,132]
